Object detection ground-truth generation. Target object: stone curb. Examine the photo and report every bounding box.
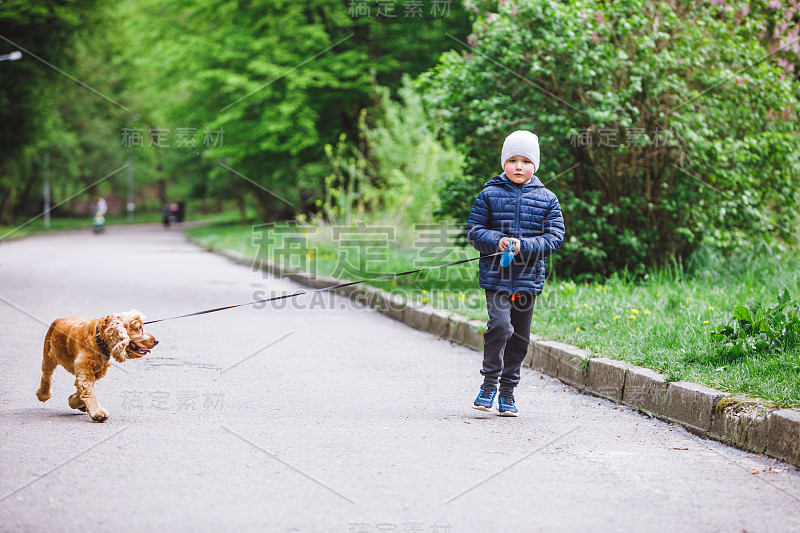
[585,358,632,403]
[198,242,800,469]
[709,398,771,454]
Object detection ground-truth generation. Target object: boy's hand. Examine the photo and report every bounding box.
[499,237,521,256]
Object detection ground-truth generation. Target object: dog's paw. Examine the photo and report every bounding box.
[90,408,109,423]
[68,394,86,411]
[36,389,51,402]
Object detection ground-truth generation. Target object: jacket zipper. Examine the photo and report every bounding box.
[510,183,523,293]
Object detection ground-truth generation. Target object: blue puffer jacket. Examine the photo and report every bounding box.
[466,173,565,295]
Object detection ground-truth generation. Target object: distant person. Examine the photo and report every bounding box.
[92,196,107,234]
[176,201,185,222]
[93,196,108,216]
[92,211,105,234]
[163,203,180,228]
[465,130,565,416]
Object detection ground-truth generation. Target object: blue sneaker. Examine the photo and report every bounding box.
[498,395,518,417]
[473,385,497,411]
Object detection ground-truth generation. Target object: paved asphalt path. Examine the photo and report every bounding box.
[1,224,799,533]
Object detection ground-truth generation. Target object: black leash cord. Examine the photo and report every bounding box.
[143,251,503,325]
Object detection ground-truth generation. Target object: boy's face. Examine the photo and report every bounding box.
[503,156,535,184]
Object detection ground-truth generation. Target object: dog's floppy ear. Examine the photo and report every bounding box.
[119,309,145,323]
[101,314,130,363]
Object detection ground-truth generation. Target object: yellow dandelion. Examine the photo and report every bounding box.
[583,303,590,309]
[423,297,428,304]
[613,315,620,321]
[632,309,639,314]
[708,306,714,311]
[644,310,650,315]
[629,315,636,320]
[703,320,709,324]
[590,312,595,316]
[422,290,428,294]
[576,327,581,332]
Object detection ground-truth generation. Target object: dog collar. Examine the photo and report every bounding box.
[95,327,111,360]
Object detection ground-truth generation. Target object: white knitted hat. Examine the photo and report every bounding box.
[501,130,540,172]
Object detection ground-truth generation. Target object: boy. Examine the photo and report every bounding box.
[466,130,565,416]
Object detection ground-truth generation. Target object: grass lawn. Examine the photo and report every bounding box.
[187,223,800,407]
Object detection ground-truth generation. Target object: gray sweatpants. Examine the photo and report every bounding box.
[481,290,536,395]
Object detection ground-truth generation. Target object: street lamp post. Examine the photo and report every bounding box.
[127,113,139,221]
[127,145,134,221]
[43,151,50,229]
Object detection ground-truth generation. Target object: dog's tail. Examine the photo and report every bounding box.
[42,322,56,358]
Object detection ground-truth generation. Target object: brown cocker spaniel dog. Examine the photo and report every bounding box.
[36,310,158,422]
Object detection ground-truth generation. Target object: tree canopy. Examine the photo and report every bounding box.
[0,0,471,222]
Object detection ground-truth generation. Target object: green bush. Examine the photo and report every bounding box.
[365,76,466,227]
[419,0,800,277]
[317,77,466,228]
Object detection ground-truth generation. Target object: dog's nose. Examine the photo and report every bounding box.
[153,339,159,346]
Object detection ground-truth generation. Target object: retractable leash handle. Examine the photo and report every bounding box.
[500,240,516,267]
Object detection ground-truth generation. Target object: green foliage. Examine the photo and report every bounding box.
[0,0,103,159]
[363,76,466,226]
[712,0,800,84]
[713,289,800,360]
[115,0,471,222]
[0,0,110,222]
[1,0,471,224]
[315,77,466,227]
[318,128,369,226]
[419,0,800,277]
